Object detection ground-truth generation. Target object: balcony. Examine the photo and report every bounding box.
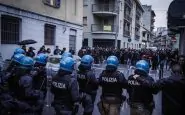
[125,0,133,8]
[123,30,131,38]
[92,4,118,17]
[124,13,132,22]
[91,24,116,34]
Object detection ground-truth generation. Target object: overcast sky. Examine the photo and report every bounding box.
[140,0,173,30]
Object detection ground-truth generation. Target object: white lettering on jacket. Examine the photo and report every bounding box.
[52,81,66,89]
[128,80,140,86]
[77,74,86,79]
[102,77,118,83]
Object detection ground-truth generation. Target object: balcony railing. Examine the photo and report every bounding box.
[125,0,133,7]
[124,13,132,22]
[92,4,117,13]
[91,24,116,33]
[123,30,130,37]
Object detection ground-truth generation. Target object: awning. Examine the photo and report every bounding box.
[168,0,185,30]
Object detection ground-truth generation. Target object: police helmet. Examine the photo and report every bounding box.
[12,54,25,64]
[14,48,25,55]
[135,60,149,74]
[60,57,75,73]
[106,56,119,70]
[19,56,34,69]
[61,52,72,59]
[80,55,94,69]
[35,53,48,65]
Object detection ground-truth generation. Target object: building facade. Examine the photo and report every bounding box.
[83,0,144,49]
[141,5,155,48]
[154,27,179,49]
[0,0,83,60]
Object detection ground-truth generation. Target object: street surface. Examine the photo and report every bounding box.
[43,63,171,115]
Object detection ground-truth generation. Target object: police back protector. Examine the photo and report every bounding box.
[100,70,125,104]
[51,74,73,108]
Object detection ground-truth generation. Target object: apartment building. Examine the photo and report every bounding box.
[154,27,179,49]
[141,5,155,47]
[0,0,83,59]
[83,0,144,49]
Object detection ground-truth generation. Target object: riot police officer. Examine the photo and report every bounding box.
[9,56,44,114]
[6,48,25,72]
[98,56,127,115]
[51,57,79,115]
[6,54,26,92]
[32,53,48,96]
[127,60,157,115]
[77,55,98,115]
[134,63,185,115]
[61,52,77,79]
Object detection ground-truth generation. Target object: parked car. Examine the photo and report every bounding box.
[46,55,81,77]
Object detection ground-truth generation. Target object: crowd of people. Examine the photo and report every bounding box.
[0,46,184,115]
[78,47,184,74]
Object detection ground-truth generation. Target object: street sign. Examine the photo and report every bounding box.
[128,38,131,42]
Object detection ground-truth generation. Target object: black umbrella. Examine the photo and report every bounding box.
[17,39,37,45]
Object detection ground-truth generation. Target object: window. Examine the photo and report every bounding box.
[83,39,88,46]
[103,19,109,25]
[1,15,21,44]
[44,24,56,45]
[83,17,87,26]
[69,29,77,51]
[43,0,61,8]
[147,34,150,38]
[83,0,88,6]
[123,42,125,48]
[143,32,146,37]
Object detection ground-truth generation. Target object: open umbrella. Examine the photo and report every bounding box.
[17,39,37,45]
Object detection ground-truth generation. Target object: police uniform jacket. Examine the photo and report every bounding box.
[51,72,79,109]
[127,74,157,106]
[77,69,98,95]
[136,73,185,115]
[99,70,127,102]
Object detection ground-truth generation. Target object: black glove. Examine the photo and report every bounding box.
[72,102,79,115]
